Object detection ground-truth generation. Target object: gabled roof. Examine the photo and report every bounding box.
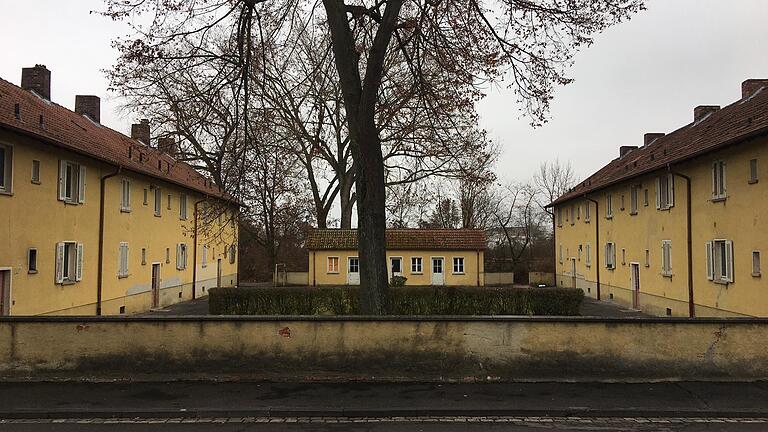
[306,229,487,251]
[551,82,768,207]
[0,77,232,201]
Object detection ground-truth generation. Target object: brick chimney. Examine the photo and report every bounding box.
[693,105,719,123]
[75,95,100,123]
[131,119,150,145]
[742,79,768,99]
[21,65,51,100]
[643,133,665,146]
[157,137,178,156]
[620,146,638,158]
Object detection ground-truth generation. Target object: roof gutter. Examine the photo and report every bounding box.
[97,164,122,316]
[668,164,695,317]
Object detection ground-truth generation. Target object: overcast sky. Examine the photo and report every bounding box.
[1,0,767,184]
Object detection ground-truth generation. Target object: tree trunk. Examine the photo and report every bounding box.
[339,174,355,229]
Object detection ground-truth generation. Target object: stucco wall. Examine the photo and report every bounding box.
[1,316,767,381]
[485,272,514,285]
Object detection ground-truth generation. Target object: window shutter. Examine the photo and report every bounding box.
[55,242,65,283]
[711,162,717,196]
[655,178,661,209]
[75,243,84,282]
[706,241,714,280]
[78,166,86,204]
[176,244,182,270]
[58,161,66,201]
[725,240,734,282]
[668,174,675,207]
[722,162,727,195]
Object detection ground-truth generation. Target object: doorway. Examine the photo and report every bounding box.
[630,262,640,309]
[431,257,444,286]
[0,269,10,316]
[347,257,360,285]
[151,263,161,309]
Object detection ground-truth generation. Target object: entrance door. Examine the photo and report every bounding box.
[151,264,161,309]
[0,270,10,316]
[571,258,577,288]
[630,263,640,309]
[431,258,444,285]
[217,258,222,288]
[347,257,360,285]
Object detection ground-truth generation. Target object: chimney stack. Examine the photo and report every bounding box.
[75,95,100,123]
[742,79,768,99]
[693,105,719,123]
[157,137,178,156]
[131,119,150,145]
[620,146,638,158]
[21,65,51,100]
[643,133,665,146]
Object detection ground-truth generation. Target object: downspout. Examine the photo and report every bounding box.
[312,251,316,286]
[476,250,480,287]
[545,207,555,286]
[97,165,122,316]
[585,196,601,300]
[192,198,207,300]
[669,166,695,317]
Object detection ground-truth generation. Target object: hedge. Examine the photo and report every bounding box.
[209,286,583,316]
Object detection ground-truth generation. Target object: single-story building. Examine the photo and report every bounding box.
[306,229,486,286]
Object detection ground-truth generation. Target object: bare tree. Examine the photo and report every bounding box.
[493,182,541,268]
[533,159,577,222]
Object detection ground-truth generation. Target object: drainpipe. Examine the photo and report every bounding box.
[545,207,555,286]
[476,250,480,287]
[669,166,695,317]
[192,198,207,300]
[585,196,601,301]
[97,165,122,316]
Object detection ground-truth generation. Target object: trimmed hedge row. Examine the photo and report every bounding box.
[209,286,583,316]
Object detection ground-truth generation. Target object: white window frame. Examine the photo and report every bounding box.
[706,239,733,283]
[55,241,83,284]
[118,242,129,278]
[605,242,616,270]
[348,256,360,273]
[585,243,591,267]
[120,178,131,212]
[630,184,640,215]
[0,143,13,194]
[606,194,613,219]
[179,194,188,220]
[411,257,423,274]
[390,256,404,275]
[202,245,209,268]
[584,202,591,222]
[661,240,672,277]
[712,160,727,200]
[452,257,465,274]
[58,160,85,204]
[327,256,339,274]
[656,174,675,210]
[176,243,188,270]
[153,187,162,216]
[752,251,761,277]
[31,159,40,184]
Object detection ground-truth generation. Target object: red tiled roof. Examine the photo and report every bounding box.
[0,77,232,201]
[306,229,487,251]
[551,83,768,206]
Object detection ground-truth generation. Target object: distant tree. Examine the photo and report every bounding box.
[534,159,577,222]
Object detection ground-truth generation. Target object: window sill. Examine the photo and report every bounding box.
[118,274,129,279]
[713,279,730,286]
[661,273,673,278]
[0,190,14,196]
[60,280,77,286]
[752,272,762,278]
[584,219,590,224]
[452,272,466,275]
[154,214,162,218]
[120,208,132,213]
[411,272,424,275]
[605,216,613,220]
[31,180,41,185]
[28,270,38,275]
[748,179,758,185]
[658,206,673,211]
[629,211,638,216]
[327,272,339,275]
[711,196,727,203]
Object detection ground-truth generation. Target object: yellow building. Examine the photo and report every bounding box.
[550,78,768,317]
[0,65,239,316]
[307,229,486,286]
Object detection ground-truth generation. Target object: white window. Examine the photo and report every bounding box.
[327,256,338,273]
[584,202,590,222]
[202,245,209,268]
[605,242,616,270]
[58,160,85,204]
[229,244,237,264]
[630,185,640,214]
[179,194,188,220]
[154,187,162,216]
[559,244,563,264]
[390,257,403,275]
[556,208,563,227]
[348,257,359,273]
[749,159,759,184]
[120,178,131,212]
[656,174,674,210]
[411,257,423,273]
[585,243,591,267]
[118,242,129,278]
[712,160,727,200]
[706,240,734,283]
[452,257,465,274]
[31,159,40,184]
[0,144,12,194]
[661,240,672,276]
[752,251,761,277]
[55,241,83,284]
[606,194,613,218]
[176,243,188,270]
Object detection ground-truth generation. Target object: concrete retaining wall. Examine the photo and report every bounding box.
[529,272,555,286]
[484,272,514,285]
[1,316,767,381]
[274,271,309,286]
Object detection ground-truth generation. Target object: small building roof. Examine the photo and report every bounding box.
[306,229,486,251]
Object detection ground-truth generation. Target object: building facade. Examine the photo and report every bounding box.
[0,65,239,316]
[307,229,486,286]
[551,79,768,317]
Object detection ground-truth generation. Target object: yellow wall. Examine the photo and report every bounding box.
[0,129,238,316]
[554,135,767,317]
[308,250,485,286]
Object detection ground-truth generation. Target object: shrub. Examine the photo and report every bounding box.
[390,275,408,287]
[209,286,583,316]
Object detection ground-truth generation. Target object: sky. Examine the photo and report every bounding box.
[1,0,767,185]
